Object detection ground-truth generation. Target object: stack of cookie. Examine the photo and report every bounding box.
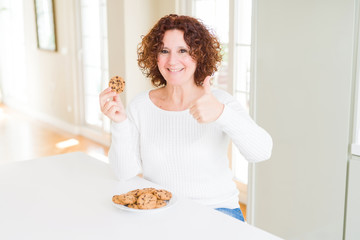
[112,188,172,210]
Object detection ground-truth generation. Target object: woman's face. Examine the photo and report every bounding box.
[157,29,197,86]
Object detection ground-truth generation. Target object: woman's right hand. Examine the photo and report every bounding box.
[99,87,127,123]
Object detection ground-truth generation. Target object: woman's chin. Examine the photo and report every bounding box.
[164,78,195,87]
[165,79,183,86]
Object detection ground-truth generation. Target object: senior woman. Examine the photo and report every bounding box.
[99,14,273,221]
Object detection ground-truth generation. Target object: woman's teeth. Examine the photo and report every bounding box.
[169,68,183,72]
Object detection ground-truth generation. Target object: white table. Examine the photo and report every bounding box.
[0,152,282,240]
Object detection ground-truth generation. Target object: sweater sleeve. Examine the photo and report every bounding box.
[214,91,273,162]
[108,107,142,181]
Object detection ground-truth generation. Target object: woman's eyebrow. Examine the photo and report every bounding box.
[162,46,189,49]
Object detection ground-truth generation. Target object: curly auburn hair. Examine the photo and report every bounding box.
[137,14,222,87]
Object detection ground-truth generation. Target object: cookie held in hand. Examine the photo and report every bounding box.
[109,76,125,94]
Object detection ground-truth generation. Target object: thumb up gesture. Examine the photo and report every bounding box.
[189,76,224,123]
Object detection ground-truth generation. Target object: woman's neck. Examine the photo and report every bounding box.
[151,83,204,111]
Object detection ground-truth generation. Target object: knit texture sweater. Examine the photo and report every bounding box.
[109,89,273,208]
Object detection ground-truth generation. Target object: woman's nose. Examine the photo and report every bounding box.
[168,52,179,65]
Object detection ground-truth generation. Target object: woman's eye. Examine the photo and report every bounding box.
[160,49,169,54]
[179,49,188,53]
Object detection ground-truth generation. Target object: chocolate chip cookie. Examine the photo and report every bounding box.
[136,193,157,209]
[112,193,136,205]
[155,200,167,208]
[109,76,125,94]
[153,189,172,200]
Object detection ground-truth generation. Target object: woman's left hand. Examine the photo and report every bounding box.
[189,76,224,123]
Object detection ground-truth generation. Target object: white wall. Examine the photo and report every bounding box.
[107,0,156,105]
[252,0,354,239]
[107,0,178,106]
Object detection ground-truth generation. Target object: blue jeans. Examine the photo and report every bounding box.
[215,208,245,222]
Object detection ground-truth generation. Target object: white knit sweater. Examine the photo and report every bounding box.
[109,89,273,208]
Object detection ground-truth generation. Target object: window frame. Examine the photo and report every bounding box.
[352,64,360,156]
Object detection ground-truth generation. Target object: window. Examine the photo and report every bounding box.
[191,0,253,184]
[191,0,230,91]
[234,0,252,112]
[79,0,110,133]
[0,0,27,103]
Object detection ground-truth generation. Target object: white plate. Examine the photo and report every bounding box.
[112,194,177,213]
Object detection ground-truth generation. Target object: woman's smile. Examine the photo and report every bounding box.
[168,67,184,72]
